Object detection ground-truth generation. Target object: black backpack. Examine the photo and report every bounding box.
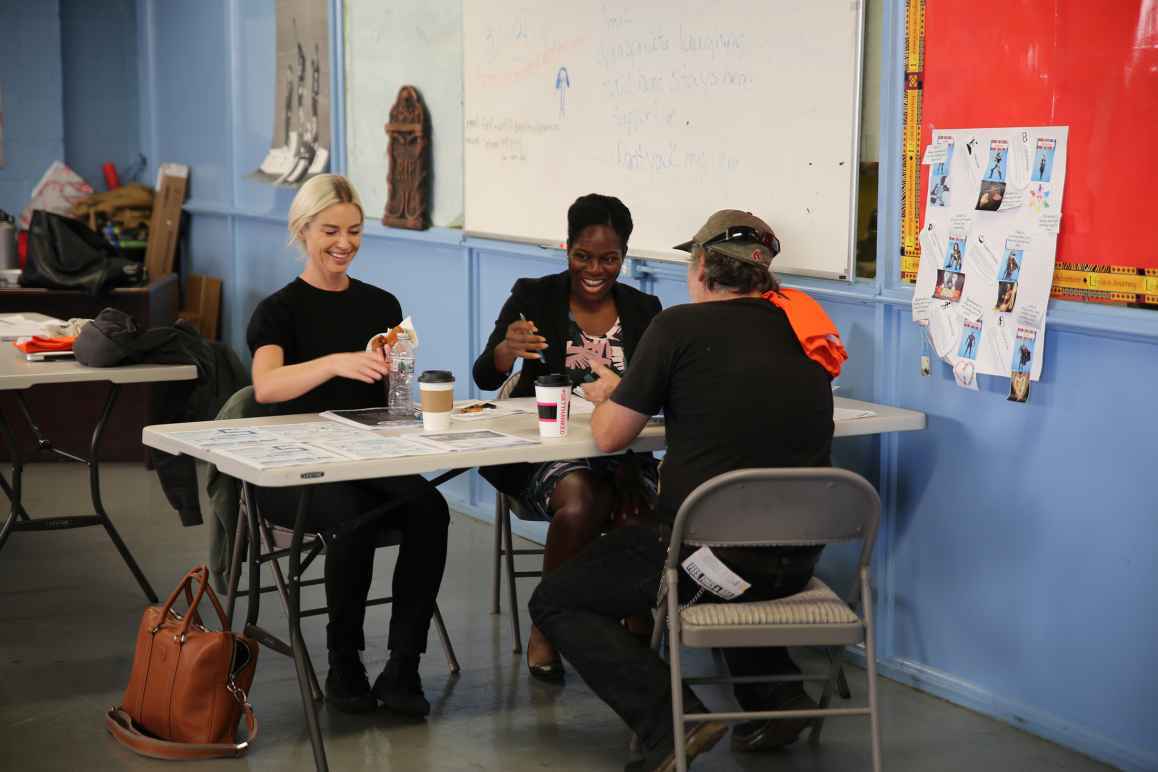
[21,209,145,294]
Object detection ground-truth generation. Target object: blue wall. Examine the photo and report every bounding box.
[0,0,64,218]
[61,0,141,188]
[132,1,1158,769]
[0,0,142,218]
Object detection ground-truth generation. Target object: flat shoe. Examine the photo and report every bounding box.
[527,657,565,683]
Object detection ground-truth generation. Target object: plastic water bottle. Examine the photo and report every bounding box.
[387,331,416,416]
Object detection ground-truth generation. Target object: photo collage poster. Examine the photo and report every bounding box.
[912,126,1068,391]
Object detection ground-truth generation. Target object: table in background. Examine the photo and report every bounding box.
[0,319,196,602]
[0,274,180,462]
[143,396,925,771]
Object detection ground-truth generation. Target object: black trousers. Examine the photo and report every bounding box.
[257,474,450,655]
[529,526,817,754]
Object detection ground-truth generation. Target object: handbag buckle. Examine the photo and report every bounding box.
[227,677,249,706]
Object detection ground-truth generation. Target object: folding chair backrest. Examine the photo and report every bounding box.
[668,468,880,601]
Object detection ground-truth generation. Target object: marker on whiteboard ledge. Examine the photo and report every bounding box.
[537,242,567,250]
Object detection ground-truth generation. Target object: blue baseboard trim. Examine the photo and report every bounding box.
[843,649,1154,772]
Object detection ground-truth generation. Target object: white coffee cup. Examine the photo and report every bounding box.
[418,371,455,432]
[534,374,571,438]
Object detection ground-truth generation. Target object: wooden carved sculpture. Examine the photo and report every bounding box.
[382,86,430,230]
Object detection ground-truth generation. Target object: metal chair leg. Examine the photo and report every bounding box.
[492,492,503,614]
[836,664,852,700]
[225,498,249,627]
[666,569,689,772]
[501,499,522,653]
[257,517,323,704]
[809,646,842,746]
[432,602,461,674]
[862,568,882,772]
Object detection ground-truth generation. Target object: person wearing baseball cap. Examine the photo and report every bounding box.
[531,209,839,770]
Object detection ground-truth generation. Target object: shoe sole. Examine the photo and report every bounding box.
[654,721,729,772]
[730,717,811,752]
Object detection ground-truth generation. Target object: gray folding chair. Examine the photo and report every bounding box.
[655,468,882,772]
[489,372,544,653]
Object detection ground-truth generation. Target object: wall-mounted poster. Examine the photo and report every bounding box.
[253,0,331,186]
[912,126,1068,393]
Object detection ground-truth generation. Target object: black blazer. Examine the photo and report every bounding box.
[473,271,663,397]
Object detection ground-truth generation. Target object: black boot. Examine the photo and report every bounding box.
[324,650,377,714]
[372,654,430,717]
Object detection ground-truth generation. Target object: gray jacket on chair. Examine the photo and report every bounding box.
[205,386,272,591]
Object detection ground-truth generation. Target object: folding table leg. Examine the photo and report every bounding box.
[0,406,27,552]
[87,385,158,602]
[287,486,328,772]
[492,492,503,614]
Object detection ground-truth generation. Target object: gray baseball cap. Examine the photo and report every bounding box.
[673,209,781,268]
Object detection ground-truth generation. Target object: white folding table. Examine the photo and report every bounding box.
[143,396,924,771]
[0,314,196,602]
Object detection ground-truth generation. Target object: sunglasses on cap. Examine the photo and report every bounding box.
[700,225,781,258]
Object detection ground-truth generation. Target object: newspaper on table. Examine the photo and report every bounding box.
[413,430,538,452]
[913,125,1067,392]
[320,407,421,430]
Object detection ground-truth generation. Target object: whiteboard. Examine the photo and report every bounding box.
[464,1,865,279]
[344,0,464,227]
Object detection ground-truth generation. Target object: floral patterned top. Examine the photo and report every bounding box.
[564,316,625,385]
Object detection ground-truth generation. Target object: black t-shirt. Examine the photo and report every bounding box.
[611,297,834,524]
[246,277,403,416]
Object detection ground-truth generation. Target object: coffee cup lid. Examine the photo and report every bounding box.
[418,370,455,384]
[535,374,570,388]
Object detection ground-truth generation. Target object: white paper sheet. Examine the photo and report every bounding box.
[216,442,347,469]
[168,425,287,450]
[413,429,538,452]
[312,435,444,461]
[0,314,61,340]
[913,126,1068,384]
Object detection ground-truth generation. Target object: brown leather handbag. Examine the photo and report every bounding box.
[105,565,259,760]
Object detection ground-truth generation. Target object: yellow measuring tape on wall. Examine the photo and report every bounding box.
[899,0,924,284]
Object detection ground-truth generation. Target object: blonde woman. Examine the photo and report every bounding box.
[246,174,449,717]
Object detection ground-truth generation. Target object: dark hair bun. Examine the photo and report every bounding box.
[567,194,633,251]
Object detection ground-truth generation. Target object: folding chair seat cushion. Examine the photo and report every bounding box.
[679,577,864,648]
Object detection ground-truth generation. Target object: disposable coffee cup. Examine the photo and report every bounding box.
[534,374,571,438]
[418,370,455,432]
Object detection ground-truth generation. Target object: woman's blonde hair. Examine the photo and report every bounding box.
[286,174,364,246]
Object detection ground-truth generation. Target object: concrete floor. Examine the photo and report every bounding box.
[0,464,1114,771]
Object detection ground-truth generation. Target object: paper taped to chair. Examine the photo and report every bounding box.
[681,547,751,601]
[912,126,1068,385]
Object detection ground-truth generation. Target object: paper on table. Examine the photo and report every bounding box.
[313,435,444,460]
[834,407,875,421]
[168,425,287,450]
[216,442,347,469]
[414,429,538,452]
[450,400,532,422]
[320,407,422,430]
[0,314,62,340]
[269,422,366,442]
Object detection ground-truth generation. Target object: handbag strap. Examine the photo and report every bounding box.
[104,701,258,761]
[156,566,230,638]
